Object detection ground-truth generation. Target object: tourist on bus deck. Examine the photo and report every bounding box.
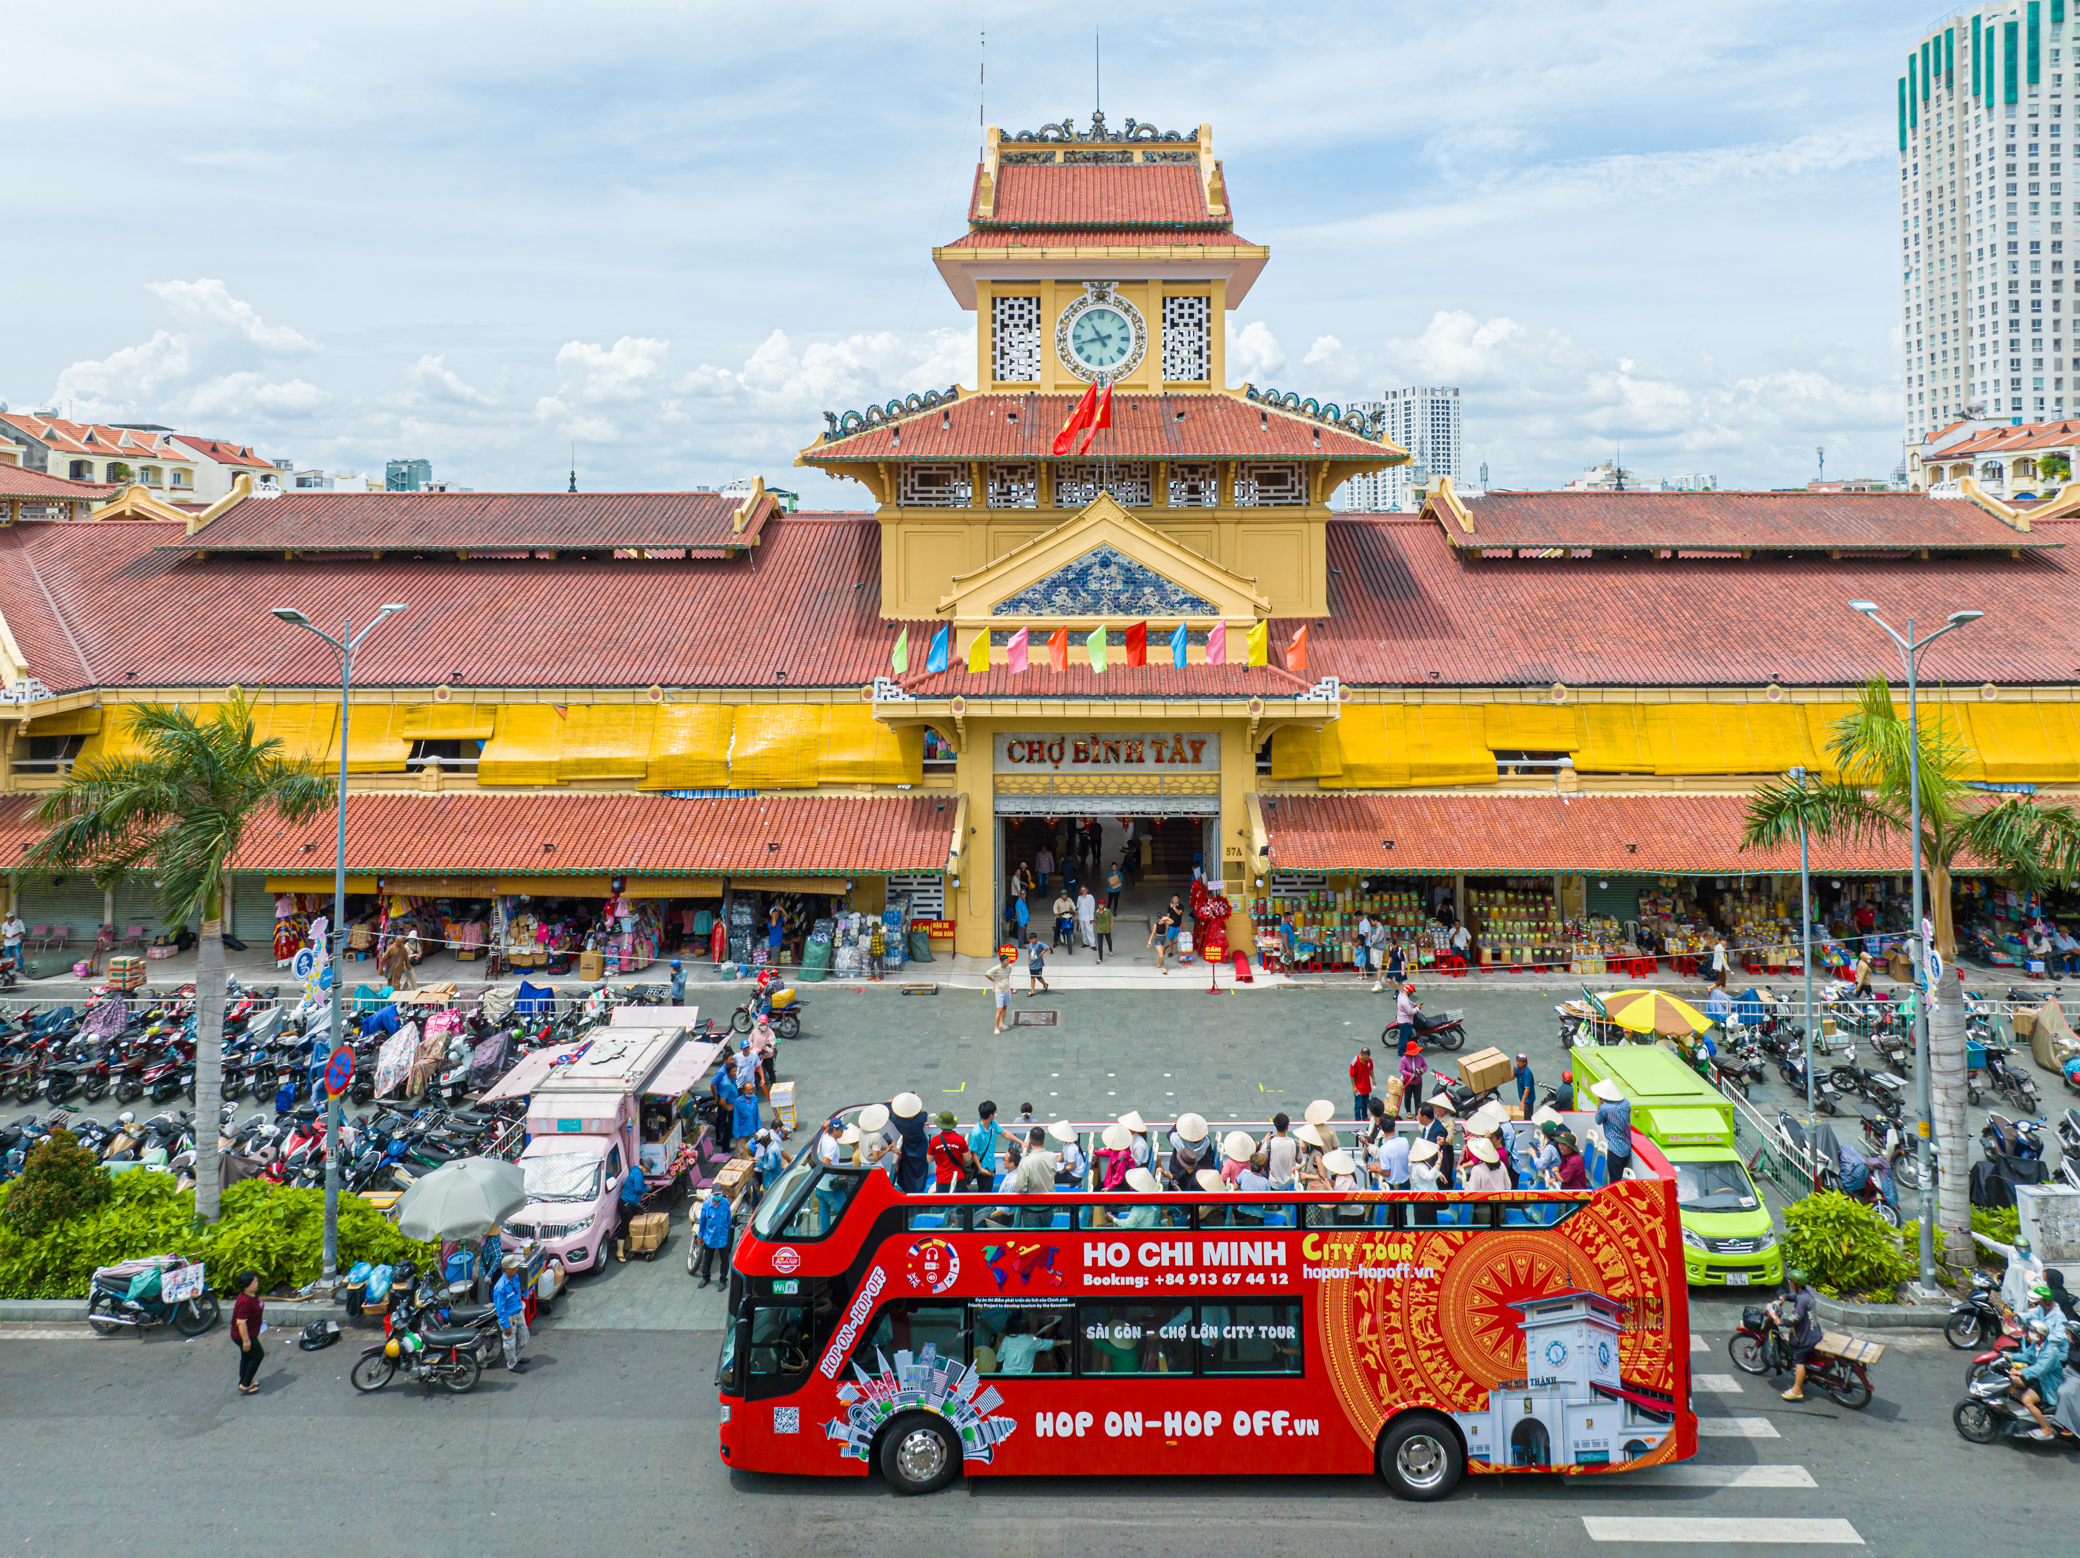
[1399,1041,1427,1118]
[1118,1166,1164,1226]
[1532,1120,1564,1186]
[1349,1046,1376,1123]
[967,1100,1003,1183]
[889,1093,930,1193]
[1050,1119,1088,1187]
[1591,1079,1634,1182]
[1554,1069,1576,1112]
[1550,1128,1587,1189]
[1095,1122,1134,1189]
[1464,1136,1510,1193]
[1513,1053,1535,1115]
[1375,1114,1412,1188]
[1009,1128,1056,1195]
[1322,1149,1361,1191]
[1119,1111,1153,1167]
[1238,1151,1273,1193]
[1166,1114,1211,1187]
[1260,1112,1299,1190]
[1408,1136,1444,1192]
[1220,1130,1254,1187]
[928,1111,974,1192]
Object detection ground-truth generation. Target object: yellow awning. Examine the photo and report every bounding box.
[1642,704,1817,776]
[263,875,381,894]
[1484,705,1582,752]
[492,875,615,897]
[478,706,562,786]
[1962,703,2080,782]
[1575,706,1650,773]
[619,877,725,898]
[729,705,823,789]
[1323,705,1403,787]
[1400,706,1497,786]
[401,703,498,740]
[819,706,923,785]
[555,706,655,784]
[1269,721,1342,780]
[75,704,178,765]
[640,704,734,791]
[21,707,103,738]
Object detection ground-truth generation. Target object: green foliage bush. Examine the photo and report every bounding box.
[1,1129,112,1239]
[1971,1206,2022,1269]
[0,1171,437,1299]
[1782,1191,1917,1302]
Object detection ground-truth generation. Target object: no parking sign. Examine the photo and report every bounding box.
[323,1045,354,1098]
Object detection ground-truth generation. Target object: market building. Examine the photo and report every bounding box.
[4,113,2080,977]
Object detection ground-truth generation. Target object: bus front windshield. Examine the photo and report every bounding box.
[751,1161,869,1242]
[1674,1160,1759,1214]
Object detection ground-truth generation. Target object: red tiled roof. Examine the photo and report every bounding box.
[170,436,275,469]
[0,796,42,858]
[1259,793,1918,876]
[897,664,1312,698]
[165,489,779,554]
[1436,490,2052,554]
[970,162,1226,229]
[0,513,924,694]
[942,227,1260,250]
[1296,515,2080,687]
[228,793,954,877]
[0,464,116,499]
[805,392,1397,465]
[1928,419,2080,457]
[0,415,189,461]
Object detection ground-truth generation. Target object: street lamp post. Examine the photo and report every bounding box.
[1788,766,1816,1130]
[1847,599,1982,1290]
[271,602,408,1282]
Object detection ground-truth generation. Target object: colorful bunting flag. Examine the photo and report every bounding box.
[966,630,990,674]
[1126,621,1147,666]
[925,624,950,674]
[891,626,909,674]
[1008,626,1029,674]
[1169,621,1188,668]
[550,704,569,720]
[1288,624,1308,675]
[1086,626,1107,674]
[1246,620,1269,667]
[1048,627,1069,673]
[1206,620,1227,666]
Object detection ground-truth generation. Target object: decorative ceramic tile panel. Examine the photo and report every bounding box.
[990,542,1216,616]
[1161,295,1212,382]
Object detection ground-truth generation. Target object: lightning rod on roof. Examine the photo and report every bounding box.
[568,442,577,494]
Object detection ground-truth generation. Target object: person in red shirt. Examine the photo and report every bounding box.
[928,1110,975,1192]
[231,1269,265,1396]
[1348,1046,1376,1125]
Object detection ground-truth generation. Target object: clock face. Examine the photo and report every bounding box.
[1070,306,1133,369]
[1598,1340,1613,1369]
[1544,1339,1569,1368]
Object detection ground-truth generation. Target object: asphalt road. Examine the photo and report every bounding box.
[0,1308,2068,1557]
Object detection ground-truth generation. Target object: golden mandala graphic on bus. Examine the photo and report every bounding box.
[1312,1190,1680,1446]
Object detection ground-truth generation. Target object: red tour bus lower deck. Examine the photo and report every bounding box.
[714,1114,1695,1498]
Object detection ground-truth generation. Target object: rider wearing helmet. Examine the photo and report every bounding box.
[2013,1314,2068,1439]
[1766,1268,1823,1401]
[1395,981,1420,1049]
[668,957,686,1006]
[1554,1070,1575,1112]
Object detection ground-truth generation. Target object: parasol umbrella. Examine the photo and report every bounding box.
[1597,988,1713,1038]
[394,1156,529,1241]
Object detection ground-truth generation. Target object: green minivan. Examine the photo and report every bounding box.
[1570,1043,1783,1287]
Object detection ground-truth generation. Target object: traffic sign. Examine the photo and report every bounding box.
[1926,950,1944,989]
[323,1044,354,1098]
[291,947,318,983]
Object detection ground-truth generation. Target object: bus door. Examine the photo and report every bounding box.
[722,1271,855,1401]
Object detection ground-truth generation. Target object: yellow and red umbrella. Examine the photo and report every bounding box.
[1596,988,1714,1037]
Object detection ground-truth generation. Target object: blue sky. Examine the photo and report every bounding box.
[2,0,1907,498]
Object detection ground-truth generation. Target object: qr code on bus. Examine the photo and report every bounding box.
[772,1407,800,1435]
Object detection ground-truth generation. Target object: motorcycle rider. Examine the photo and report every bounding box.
[1974,1230,2047,1317]
[1767,1268,1824,1402]
[1553,1069,1575,1113]
[2011,1315,2067,1440]
[1395,982,1421,1049]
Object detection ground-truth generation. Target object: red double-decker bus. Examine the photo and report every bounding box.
[714,1116,1696,1499]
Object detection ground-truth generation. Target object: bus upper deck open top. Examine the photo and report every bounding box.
[714,1110,1696,1499]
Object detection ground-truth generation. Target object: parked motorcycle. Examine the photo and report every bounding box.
[1777,1051,1840,1114]
[1860,1112,1935,1192]
[85,1254,220,1337]
[1728,1303,1873,1408]
[348,1319,483,1394]
[1946,1270,2009,1352]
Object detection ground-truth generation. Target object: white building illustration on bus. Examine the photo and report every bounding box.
[1451,1290,1677,1468]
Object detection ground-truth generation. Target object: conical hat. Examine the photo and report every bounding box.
[1409,1137,1440,1162]
[1194,1168,1226,1193]
[1175,1112,1209,1143]
[1047,1119,1079,1144]
[1303,1099,1335,1125]
[1101,1123,1132,1150]
[856,1104,889,1132]
[1469,1137,1500,1163]
[1222,1130,1256,1162]
[1292,1122,1325,1148]
[891,1092,924,1118]
[1119,1110,1149,1133]
[1124,1166,1160,1194]
[1322,1148,1357,1176]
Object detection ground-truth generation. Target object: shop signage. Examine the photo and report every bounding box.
[914,919,957,938]
[994,733,1220,773]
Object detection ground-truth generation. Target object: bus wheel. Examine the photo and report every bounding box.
[879,1412,960,1495]
[1378,1412,1463,1501]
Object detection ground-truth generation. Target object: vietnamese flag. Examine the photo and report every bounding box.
[1288,624,1309,675]
[1076,382,1114,456]
[1125,621,1147,666]
[1048,627,1069,673]
[1051,383,1099,456]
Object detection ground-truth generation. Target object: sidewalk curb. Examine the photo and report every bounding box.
[0,1296,359,1322]
[1810,1292,1951,1329]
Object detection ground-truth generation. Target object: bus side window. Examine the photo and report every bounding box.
[849,1302,966,1375]
[970,1301,1074,1375]
[1080,1204,1183,1230]
[1197,1301,1303,1376]
[1303,1202,1375,1228]
[1079,1302,1193,1375]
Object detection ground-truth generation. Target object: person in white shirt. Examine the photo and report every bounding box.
[991,1311,1067,1375]
[0,913,24,968]
[1376,1128,1412,1189]
[1408,1136,1444,1192]
[1261,1113,1299,1190]
[1009,1128,1056,1196]
[1076,888,1097,951]
[1464,1137,1510,1193]
[1119,1111,1153,1168]
[1049,1120,1087,1188]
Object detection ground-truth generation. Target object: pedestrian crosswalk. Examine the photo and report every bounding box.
[1567,1326,1861,1545]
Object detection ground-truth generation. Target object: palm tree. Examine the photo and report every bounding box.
[23,695,333,1221]
[1742,678,2080,1259]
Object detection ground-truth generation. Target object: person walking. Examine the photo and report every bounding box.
[1366,918,1389,991]
[231,1270,265,1395]
[1348,1046,1376,1124]
[1035,844,1054,893]
[986,949,1015,1033]
[1,910,23,973]
[491,1252,530,1371]
[1513,1053,1536,1118]
[668,958,686,1005]
[1093,899,1113,962]
[1398,1040,1427,1118]
[766,905,786,967]
[693,1187,733,1287]
[380,933,416,992]
[1105,858,1123,914]
[1149,910,1173,972]
[1025,935,1050,994]
[1076,885,1097,953]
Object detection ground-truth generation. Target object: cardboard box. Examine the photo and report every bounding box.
[711,1157,753,1205]
[769,1079,797,1132]
[577,950,605,982]
[1458,1046,1513,1093]
[626,1211,668,1253]
[107,955,146,991]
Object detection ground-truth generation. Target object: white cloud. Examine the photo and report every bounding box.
[179,371,330,420]
[402,353,494,407]
[146,278,319,354]
[1228,320,1286,381]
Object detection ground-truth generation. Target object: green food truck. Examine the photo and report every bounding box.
[1570,1043,1782,1287]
